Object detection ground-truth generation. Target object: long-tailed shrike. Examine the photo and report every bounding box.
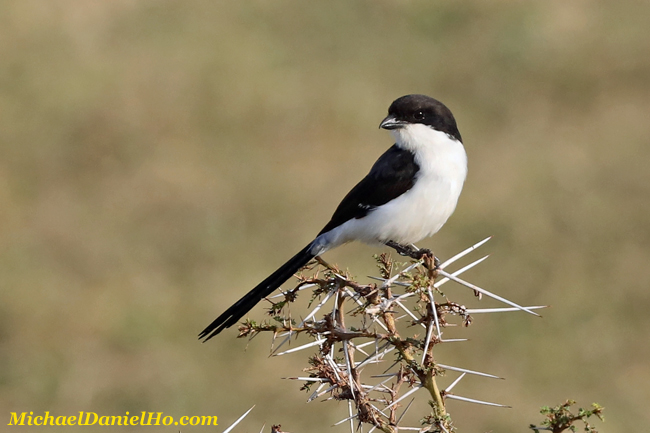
[200,94,467,341]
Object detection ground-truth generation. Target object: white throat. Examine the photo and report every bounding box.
[392,123,467,181]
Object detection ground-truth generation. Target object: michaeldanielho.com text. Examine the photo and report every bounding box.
[8,411,218,427]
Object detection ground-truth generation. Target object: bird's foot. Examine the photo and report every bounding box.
[385,241,439,268]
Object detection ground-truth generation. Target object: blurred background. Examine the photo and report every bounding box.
[1,1,649,432]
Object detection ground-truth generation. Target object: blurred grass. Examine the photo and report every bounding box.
[0,0,649,431]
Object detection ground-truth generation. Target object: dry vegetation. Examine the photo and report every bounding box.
[0,1,648,432]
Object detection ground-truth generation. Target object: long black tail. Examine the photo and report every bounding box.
[199,243,316,342]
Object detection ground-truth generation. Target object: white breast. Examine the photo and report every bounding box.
[312,124,467,255]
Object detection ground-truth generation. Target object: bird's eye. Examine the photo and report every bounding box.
[414,111,425,120]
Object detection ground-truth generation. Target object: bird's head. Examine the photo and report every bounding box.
[380,94,462,143]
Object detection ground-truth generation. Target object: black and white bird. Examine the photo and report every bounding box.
[200,94,467,341]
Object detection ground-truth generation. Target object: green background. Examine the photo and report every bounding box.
[1,1,649,432]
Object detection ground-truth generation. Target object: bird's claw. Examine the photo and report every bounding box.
[385,241,439,268]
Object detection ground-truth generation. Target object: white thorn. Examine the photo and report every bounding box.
[385,385,423,410]
[438,236,491,270]
[307,384,336,402]
[306,382,325,403]
[344,287,364,305]
[355,340,379,350]
[396,398,416,425]
[271,289,336,354]
[438,364,502,379]
[304,288,336,322]
[363,376,395,394]
[421,319,434,364]
[445,394,510,408]
[326,346,342,381]
[368,275,411,287]
[368,403,390,419]
[357,345,395,369]
[222,405,255,433]
[434,255,490,289]
[332,412,358,427]
[428,287,442,340]
[394,291,417,303]
[371,315,390,332]
[349,341,370,357]
[436,269,541,317]
[344,288,390,332]
[343,341,356,398]
[445,372,466,393]
[356,341,390,367]
[348,401,355,433]
[381,260,423,289]
[268,283,317,299]
[274,338,324,356]
[283,376,329,382]
[466,306,548,314]
[394,299,426,328]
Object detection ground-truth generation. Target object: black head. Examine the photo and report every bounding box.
[380,94,462,142]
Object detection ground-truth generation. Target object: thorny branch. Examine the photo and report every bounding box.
[235,237,545,433]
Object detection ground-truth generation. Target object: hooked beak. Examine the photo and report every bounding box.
[379,115,406,130]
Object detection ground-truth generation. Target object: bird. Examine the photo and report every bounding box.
[199,94,467,341]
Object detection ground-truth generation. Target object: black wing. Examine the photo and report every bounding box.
[318,145,419,235]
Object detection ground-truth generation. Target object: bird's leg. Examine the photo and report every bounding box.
[386,241,441,281]
[385,240,439,265]
[385,240,427,258]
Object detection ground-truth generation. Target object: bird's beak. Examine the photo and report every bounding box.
[379,115,406,130]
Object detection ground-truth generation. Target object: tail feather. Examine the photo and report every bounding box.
[199,243,316,341]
